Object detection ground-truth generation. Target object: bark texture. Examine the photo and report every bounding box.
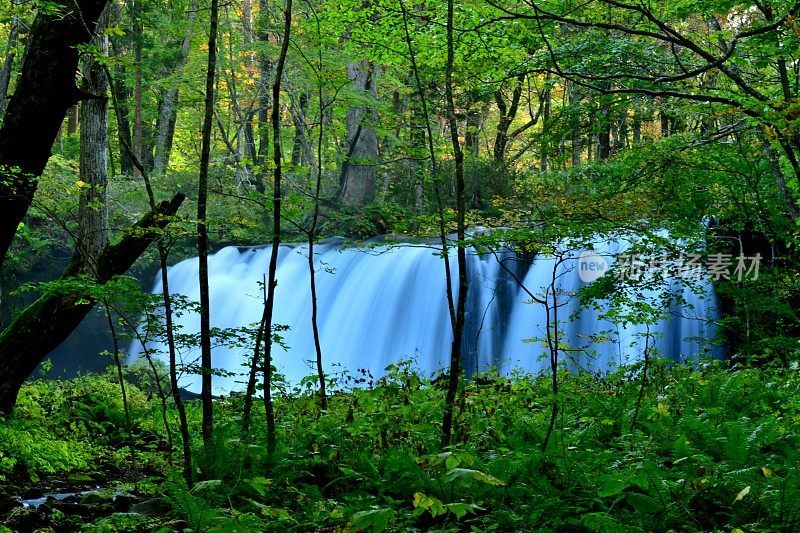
[0,0,109,269]
[77,6,112,272]
[339,59,378,207]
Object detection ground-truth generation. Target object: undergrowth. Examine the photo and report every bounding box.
[2,361,800,532]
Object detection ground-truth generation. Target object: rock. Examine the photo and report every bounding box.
[79,491,114,506]
[0,493,20,515]
[21,487,44,499]
[66,473,94,484]
[4,506,46,531]
[129,497,170,517]
[112,494,140,513]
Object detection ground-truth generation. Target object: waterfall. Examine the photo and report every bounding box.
[131,237,720,394]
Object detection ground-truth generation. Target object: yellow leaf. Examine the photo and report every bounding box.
[762,467,773,477]
[733,485,751,504]
[656,402,670,416]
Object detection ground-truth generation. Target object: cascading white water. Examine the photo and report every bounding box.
[131,237,720,394]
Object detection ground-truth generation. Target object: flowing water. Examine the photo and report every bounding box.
[131,237,720,394]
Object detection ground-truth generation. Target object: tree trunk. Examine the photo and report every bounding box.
[441,0,467,449]
[339,59,378,207]
[597,87,611,160]
[67,105,79,135]
[77,6,111,273]
[0,193,184,414]
[492,76,523,166]
[464,105,483,157]
[255,0,272,193]
[0,0,110,270]
[540,87,551,171]
[110,42,134,175]
[290,91,312,167]
[152,3,197,176]
[197,0,219,473]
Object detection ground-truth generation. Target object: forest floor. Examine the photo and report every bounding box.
[1,360,799,532]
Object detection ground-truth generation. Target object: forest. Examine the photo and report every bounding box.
[1,0,800,530]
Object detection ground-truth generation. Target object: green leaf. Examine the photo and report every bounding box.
[350,508,395,533]
[625,493,664,513]
[445,502,479,519]
[444,468,506,486]
[597,475,627,497]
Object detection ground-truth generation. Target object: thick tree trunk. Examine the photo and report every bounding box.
[77,7,111,273]
[339,59,378,207]
[0,194,185,414]
[0,0,110,270]
[492,76,523,165]
[152,3,197,176]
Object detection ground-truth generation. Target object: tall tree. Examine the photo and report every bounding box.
[197,0,220,472]
[77,5,112,272]
[262,0,292,457]
[441,0,468,448]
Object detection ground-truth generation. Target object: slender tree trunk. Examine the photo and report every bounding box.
[441,0,468,448]
[67,105,79,135]
[159,244,193,484]
[261,0,292,457]
[632,102,642,144]
[310,26,327,410]
[241,276,266,438]
[129,0,144,179]
[568,83,581,167]
[597,86,611,160]
[464,104,483,157]
[197,0,220,475]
